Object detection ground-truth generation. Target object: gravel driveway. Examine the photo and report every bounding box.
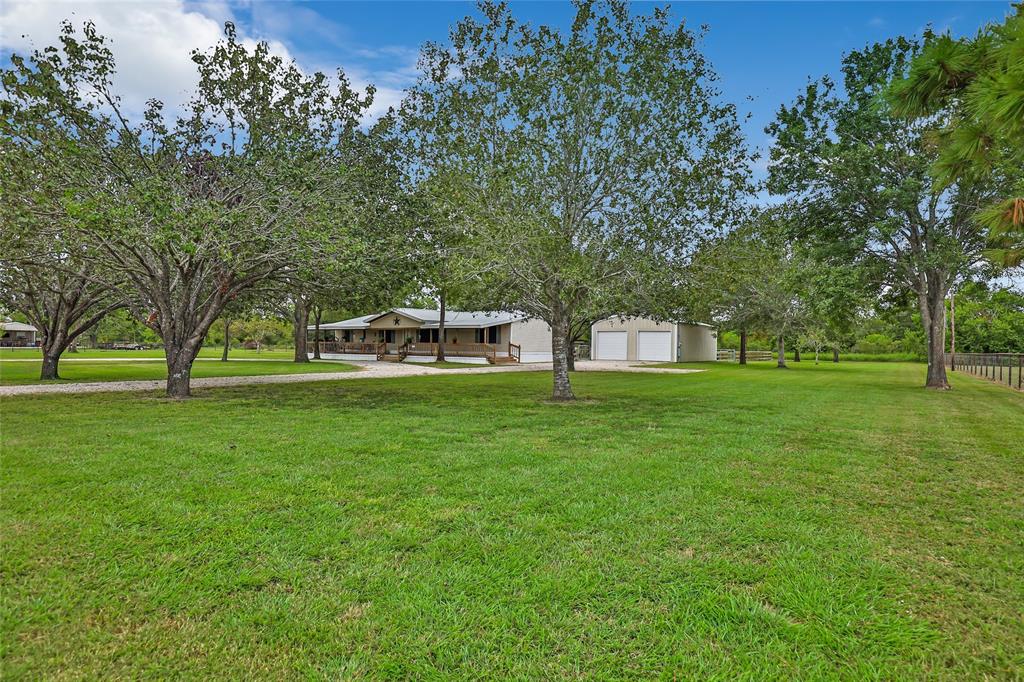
[0,360,703,397]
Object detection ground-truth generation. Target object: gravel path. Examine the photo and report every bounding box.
[0,360,703,397]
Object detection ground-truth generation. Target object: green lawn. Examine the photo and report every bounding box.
[0,356,355,385]
[2,363,1021,678]
[0,347,297,360]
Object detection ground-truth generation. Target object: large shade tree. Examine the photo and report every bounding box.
[767,38,1004,389]
[402,0,752,400]
[0,143,124,379]
[2,22,376,396]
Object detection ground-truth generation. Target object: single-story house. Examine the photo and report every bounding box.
[0,321,39,347]
[591,316,717,362]
[309,308,553,363]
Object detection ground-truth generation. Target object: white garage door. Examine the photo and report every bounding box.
[637,331,673,361]
[595,331,627,360]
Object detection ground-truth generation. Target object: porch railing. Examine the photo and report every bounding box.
[320,340,499,363]
[318,342,380,355]
[947,352,1023,391]
[397,342,498,362]
[509,343,521,363]
[0,340,38,348]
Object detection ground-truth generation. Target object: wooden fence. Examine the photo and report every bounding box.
[947,353,1023,391]
[717,349,775,362]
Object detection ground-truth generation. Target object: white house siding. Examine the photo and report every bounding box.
[316,353,378,361]
[590,317,717,362]
[677,324,717,361]
[590,317,676,361]
[405,355,489,365]
[509,318,553,363]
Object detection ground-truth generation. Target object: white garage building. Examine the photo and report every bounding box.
[590,316,717,362]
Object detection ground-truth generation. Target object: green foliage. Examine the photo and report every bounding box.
[402,0,753,397]
[767,36,1006,387]
[888,7,1024,267]
[953,283,1024,352]
[854,333,897,355]
[206,315,292,350]
[685,205,868,360]
[718,330,774,351]
[1,20,386,393]
[92,310,160,346]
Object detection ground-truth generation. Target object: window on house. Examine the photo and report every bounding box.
[488,326,499,344]
[418,329,431,343]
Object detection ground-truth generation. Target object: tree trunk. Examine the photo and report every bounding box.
[793,344,801,362]
[293,298,310,363]
[313,308,322,360]
[920,280,950,389]
[739,330,747,365]
[437,291,446,362]
[221,318,231,362]
[565,330,576,371]
[777,335,787,368]
[833,347,840,363]
[40,351,61,380]
[39,330,68,380]
[949,291,956,372]
[550,311,575,401]
[165,341,202,398]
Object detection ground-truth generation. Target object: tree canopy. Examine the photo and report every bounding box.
[767,37,1007,388]
[1,21,392,396]
[888,5,1024,266]
[402,0,753,399]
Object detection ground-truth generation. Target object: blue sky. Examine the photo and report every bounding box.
[2,1,1014,155]
[231,1,1014,153]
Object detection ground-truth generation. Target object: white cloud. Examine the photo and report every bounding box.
[0,0,293,117]
[0,0,416,124]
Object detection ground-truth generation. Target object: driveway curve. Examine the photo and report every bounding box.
[0,360,703,397]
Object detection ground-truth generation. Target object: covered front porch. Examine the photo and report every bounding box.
[307,308,523,363]
[315,338,520,364]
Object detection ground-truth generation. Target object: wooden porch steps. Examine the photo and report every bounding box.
[490,357,522,365]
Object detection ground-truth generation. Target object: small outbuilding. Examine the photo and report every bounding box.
[0,321,39,347]
[590,316,717,362]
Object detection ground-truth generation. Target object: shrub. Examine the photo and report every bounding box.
[854,333,896,354]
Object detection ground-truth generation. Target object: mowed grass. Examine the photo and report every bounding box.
[0,356,355,386]
[1,363,1022,679]
[0,347,298,360]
